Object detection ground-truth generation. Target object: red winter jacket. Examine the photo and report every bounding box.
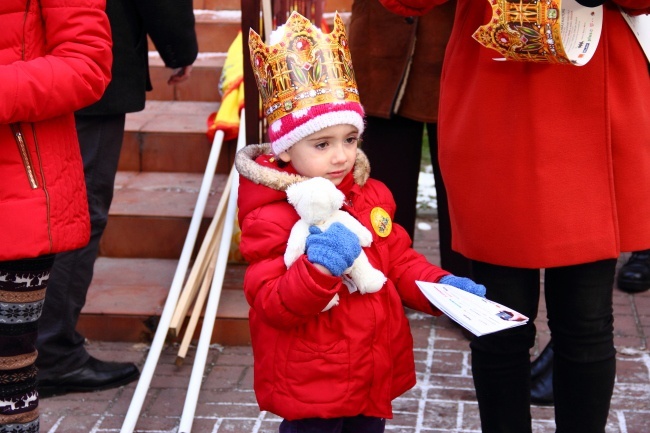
[379,0,650,268]
[235,144,446,420]
[0,0,112,261]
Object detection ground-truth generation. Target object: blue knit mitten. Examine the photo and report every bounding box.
[306,222,361,276]
[439,275,487,298]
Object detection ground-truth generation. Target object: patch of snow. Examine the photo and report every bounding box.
[417,165,437,212]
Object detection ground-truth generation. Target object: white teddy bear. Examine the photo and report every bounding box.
[284,177,387,311]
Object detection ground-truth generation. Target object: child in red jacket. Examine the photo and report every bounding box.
[234,12,485,432]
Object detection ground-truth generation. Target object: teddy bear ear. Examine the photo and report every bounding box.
[309,177,345,205]
[286,182,302,207]
[286,177,323,204]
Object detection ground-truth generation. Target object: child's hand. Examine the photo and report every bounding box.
[438,275,487,297]
[306,222,361,276]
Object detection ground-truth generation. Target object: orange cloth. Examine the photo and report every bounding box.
[207,31,244,141]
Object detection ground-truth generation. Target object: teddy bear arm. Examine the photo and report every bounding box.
[284,221,310,268]
[347,251,387,294]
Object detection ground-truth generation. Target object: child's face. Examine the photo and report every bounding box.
[279,124,359,186]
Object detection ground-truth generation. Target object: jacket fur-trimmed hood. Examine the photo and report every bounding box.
[234,143,371,192]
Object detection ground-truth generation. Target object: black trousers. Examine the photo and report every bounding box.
[361,115,470,276]
[36,113,125,377]
[279,415,385,433]
[470,259,617,433]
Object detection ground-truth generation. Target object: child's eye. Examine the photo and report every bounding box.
[314,142,328,149]
[345,136,359,145]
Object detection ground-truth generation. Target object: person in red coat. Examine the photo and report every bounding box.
[35,0,198,399]
[378,0,650,431]
[236,12,486,431]
[0,0,112,430]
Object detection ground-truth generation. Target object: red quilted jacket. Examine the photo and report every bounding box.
[235,145,446,420]
[0,0,112,260]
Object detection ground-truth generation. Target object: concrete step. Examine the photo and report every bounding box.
[78,257,250,345]
[148,10,240,54]
[147,53,225,103]
[194,0,242,11]
[325,0,353,12]
[100,171,229,259]
[121,100,238,173]
[195,0,352,12]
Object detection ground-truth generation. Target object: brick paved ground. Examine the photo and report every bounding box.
[38,215,650,433]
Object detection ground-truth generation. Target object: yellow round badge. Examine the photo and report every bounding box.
[370,207,392,238]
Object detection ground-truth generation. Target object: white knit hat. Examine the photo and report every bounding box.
[268,101,365,155]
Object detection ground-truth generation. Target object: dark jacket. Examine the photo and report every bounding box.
[348,0,455,123]
[234,144,446,420]
[0,0,112,261]
[80,0,198,115]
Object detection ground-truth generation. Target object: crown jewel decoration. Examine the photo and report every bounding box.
[248,12,360,125]
[473,0,570,64]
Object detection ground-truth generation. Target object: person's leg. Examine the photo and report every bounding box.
[0,254,54,433]
[36,114,134,385]
[469,261,540,433]
[342,415,385,433]
[279,417,343,433]
[278,415,384,433]
[426,123,471,277]
[545,259,617,433]
[361,115,423,240]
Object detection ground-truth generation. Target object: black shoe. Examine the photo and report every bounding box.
[617,250,650,293]
[530,341,554,405]
[38,356,140,398]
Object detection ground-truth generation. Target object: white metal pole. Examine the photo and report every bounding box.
[120,129,225,433]
[177,110,245,433]
[262,0,273,41]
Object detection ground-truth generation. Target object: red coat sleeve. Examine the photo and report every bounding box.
[239,207,343,330]
[0,0,112,123]
[382,222,446,315]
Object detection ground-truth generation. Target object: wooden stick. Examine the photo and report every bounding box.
[168,172,234,336]
[120,129,226,433]
[175,216,224,366]
[177,109,246,433]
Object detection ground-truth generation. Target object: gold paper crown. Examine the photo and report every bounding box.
[473,0,570,64]
[248,12,360,125]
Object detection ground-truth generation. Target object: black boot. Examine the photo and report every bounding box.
[530,340,554,405]
[38,356,140,398]
[617,249,650,293]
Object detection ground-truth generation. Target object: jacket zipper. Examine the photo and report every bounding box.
[11,124,39,189]
[31,124,54,250]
